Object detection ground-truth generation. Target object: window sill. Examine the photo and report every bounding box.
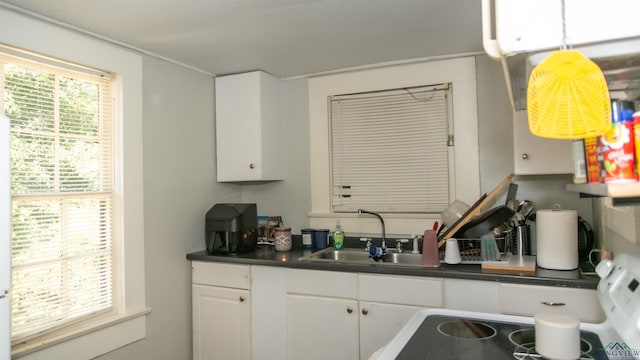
[309,212,439,236]
[12,307,151,359]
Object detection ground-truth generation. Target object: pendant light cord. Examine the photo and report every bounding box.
[561,0,568,50]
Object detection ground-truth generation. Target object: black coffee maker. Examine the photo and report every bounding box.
[205,203,257,255]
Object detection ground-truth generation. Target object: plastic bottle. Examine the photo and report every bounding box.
[571,139,587,184]
[333,221,345,250]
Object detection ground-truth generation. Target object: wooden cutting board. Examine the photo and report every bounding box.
[481,255,536,273]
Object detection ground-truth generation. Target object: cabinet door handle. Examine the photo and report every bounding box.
[541,301,565,306]
[522,153,529,160]
[249,163,255,169]
[239,296,245,302]
[346,306,353,314]
[361,308,368,315]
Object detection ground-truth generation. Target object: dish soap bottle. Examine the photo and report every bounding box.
[333,221,345,250]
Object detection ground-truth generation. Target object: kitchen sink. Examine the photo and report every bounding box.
[386,251,423,265]
[299,247,426,267]
[305,248,373,262]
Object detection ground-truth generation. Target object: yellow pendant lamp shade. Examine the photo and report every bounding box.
[527,49,611,139]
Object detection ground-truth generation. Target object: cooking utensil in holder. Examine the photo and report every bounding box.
[440,237,511,264]
[514,224,531,256]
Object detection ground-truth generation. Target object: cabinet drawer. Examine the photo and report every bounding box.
[286,269,358,299]
[192,262,250,289]
[359,274,443,307]
[444,278,499,313]
[499,284,605,323]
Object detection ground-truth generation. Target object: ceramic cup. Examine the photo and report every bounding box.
[535,313,580,360]
[444,238,462,264]
[301,228,314,249]
[313,229,329,249]
[274,227,292,251]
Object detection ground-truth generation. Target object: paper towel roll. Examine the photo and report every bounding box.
[536,207,578,270]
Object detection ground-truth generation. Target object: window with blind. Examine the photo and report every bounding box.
[2,50,114,342]
[330,84,453,213]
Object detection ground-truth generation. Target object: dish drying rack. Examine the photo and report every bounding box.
[440,237,512,264]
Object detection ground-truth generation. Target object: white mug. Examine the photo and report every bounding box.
[588,248,613,268]
[444,238,461,264]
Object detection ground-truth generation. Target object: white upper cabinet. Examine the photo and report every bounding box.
[513,110,572,175]
[487,0,640,56]
[215,71,283,182]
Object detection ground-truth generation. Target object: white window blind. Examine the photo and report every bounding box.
[2,50,114,342]
[330,84,452,213]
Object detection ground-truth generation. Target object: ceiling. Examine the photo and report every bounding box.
[1,0,484,78]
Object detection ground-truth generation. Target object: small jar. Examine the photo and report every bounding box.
[301,228,314,249]
[313,229,330,249]
[274,227,292,251]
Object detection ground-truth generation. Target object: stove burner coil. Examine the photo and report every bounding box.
[509,329,594,360]
[437,320,497,339]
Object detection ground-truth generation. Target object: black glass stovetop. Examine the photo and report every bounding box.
[396,314,608,360]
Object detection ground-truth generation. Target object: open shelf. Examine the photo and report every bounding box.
[567,183,640,206]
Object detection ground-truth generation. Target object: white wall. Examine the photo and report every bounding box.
[597,198,640,258]
[95,56,238,360]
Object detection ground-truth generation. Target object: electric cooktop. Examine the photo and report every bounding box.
[376,253,640,360]
[395,314,607,360]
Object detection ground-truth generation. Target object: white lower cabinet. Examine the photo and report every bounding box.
[285,270,443,360]
[287,294,360,360]
[358,274,443,359]
[444,278,500,313]
[286,269,359,360]
[358,301,423,359]
[192,262,251,360]
[251,266,287,360]
[191,262,600,360]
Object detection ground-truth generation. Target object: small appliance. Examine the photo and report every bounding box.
[205,203,257,255]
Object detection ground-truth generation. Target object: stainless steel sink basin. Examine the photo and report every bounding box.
[386,251,423,265]
[306,248,373,262]
[299,247,426,267]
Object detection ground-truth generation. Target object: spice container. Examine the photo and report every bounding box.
[634,111,640,177]
[301,228,313,249]
[274,227,292,251]
[313,229,329,249]
[601,100,638,183]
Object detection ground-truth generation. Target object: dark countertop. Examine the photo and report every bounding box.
[187,245,599,289]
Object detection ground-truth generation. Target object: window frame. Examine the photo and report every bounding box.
[5,51,116,342]
[308,57,480,236]
[2,8,148,359]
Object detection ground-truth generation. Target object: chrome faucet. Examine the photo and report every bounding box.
[357,209,386,251]
[395,239,408,253]
[360,237,372,252]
